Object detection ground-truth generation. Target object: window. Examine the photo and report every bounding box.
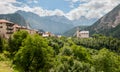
[0,26,3,28]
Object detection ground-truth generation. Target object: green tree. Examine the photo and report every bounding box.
[0,37,3,53]
[8,30,28,57]
[13,34,54,72]
[71,45,91,62]
[93,48,120,72]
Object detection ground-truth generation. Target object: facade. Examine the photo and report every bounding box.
[0,19,59,38]
[0,19,38,39]
[42,32,54,37]
[14,24,38,34]
[76,28,89,38]
[0,19,14,38]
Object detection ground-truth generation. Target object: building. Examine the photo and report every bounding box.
[0,19,38,39]
[42,32,56,37]
[76,27,89,38]
[0,19,14,38]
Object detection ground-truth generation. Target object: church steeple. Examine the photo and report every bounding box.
[76,27,80,38]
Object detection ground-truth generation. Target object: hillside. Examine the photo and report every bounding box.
[0,13,27,26]
[72,16,97,26]
[108,23,120,38]
[63,26,88,36]
[86,4,120,38]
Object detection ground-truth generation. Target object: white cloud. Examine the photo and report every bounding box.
[28,0,39,4]
[0,0,120,20]
[18,7,65,16]
[0,0,65,17]
[66,0,120,20]
[0,1,18,14]
[0,0,16,3]
[65,0,79,3]
[72,0,79,3]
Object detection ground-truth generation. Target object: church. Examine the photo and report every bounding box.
[75,27,89,38]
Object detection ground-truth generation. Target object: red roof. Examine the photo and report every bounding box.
[0,19,13,24]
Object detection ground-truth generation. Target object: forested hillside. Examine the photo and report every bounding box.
[0,30,120,72]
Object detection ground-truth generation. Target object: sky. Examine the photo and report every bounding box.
[0,0,120,20]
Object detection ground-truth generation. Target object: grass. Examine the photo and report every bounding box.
[0,53,13,72]
[0,61,13,72]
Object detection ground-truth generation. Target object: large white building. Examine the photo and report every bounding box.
[76,28,89,38]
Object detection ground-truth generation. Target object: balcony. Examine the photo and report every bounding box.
[6,27,13,30]
[6,31,13,34]
[6,23,14,26]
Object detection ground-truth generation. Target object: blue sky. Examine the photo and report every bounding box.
[0,0,120,20]
[16,0,80,13]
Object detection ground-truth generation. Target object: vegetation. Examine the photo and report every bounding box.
[0,30,120,72]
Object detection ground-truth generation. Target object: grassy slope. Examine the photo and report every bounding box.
[0,61,13,72]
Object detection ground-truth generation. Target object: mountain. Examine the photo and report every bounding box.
[63,26,88,36]
[72,16,97,26]
[86,4,120,38]
[16,10,74,34]
[0,13,27,26]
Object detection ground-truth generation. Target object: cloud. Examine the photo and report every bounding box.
[28,0,39,4]
[0,1,18,14]
[65,0,79,3]
[0,0,16,3]
[0,0,120,20]
[66,0,120,20]
[0,0,65,17]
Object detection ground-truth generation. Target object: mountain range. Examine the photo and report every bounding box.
[63,4,120,39]
[85,4,120,38]
[0,4,120,38]
[0,10,97,34]
[16,10,74,34]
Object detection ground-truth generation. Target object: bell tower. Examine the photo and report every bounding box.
[76,27,80,38]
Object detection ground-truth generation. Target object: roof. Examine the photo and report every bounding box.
[0,19,14,24]
[80,31,89,33]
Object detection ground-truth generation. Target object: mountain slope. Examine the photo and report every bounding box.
[86,4,120,38]
[63,26,88,36]
[72,16,97,26]
[16,10,74,34]
[0,13,27,26]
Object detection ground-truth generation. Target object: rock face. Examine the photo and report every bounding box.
[86,4,120,38]
[114,12,120,27]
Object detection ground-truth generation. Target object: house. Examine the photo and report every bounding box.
[0,19,14,38]
[42,32,55,37]
[76,27,89,38]
[0,19,39,39]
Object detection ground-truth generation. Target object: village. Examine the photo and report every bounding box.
[0,19,89,39]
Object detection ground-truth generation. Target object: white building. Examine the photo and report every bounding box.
[76,28,89,38]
